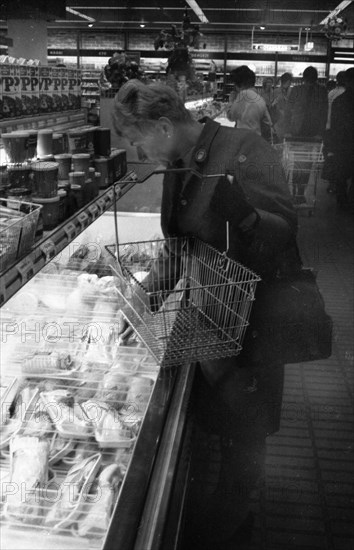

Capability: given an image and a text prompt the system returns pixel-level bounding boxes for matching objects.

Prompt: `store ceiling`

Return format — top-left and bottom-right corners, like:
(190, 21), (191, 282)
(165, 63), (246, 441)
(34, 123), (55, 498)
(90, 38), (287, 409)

(54, 0), (354, 35)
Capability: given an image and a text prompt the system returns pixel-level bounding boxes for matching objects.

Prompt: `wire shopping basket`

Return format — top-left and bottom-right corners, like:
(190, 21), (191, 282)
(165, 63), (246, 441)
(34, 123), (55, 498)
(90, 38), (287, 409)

(106, 237), (260, 367)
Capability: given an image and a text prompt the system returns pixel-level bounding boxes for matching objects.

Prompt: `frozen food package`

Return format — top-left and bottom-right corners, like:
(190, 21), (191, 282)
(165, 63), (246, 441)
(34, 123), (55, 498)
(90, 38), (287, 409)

(77, 463), (124, 538)
(3, 414), (51, 525)
(82, 400), (135, 448)
(93, 370), (131, 407)
(124, 376), (154, 422)
(0, 383), (39, 450)
(48, 432), (75, 465)
(44, 453), (102, 530)
(21, 350), (78, 377)
(40, 390), (92, 439)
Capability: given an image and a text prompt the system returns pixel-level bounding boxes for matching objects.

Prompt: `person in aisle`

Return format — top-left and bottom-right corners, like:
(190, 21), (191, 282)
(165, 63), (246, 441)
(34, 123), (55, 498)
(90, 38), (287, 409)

(271, 72), (293, 141)
(326, 79), (336, 93)
(326, 71), (346, 131)
(328, 67), (354, 212)
(260, 76), (275, 110)
(113, 79), (303, 550)
(226, 65), (273, 139)
(283, 66), (328, 203)
(323, 71), (346, 193)
(284, 65), (328, 139)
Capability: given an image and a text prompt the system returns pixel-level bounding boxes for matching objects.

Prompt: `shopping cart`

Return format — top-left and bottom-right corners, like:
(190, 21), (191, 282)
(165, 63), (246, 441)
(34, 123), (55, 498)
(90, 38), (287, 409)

(274, 137), (324, 216)
(106, 237), (260, 367)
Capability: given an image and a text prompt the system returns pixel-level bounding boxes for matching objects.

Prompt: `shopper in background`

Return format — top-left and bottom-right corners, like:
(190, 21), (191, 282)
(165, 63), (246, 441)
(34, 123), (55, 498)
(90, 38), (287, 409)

(329, 67), (354, 211)
(326, 71), (346, 131)
(326, 79), (336, 93)
(260, 76), (275, 110)
(284, 66), (328, 203)
(272, 72), (293, 141)
(284, 66), (328, 139)
(323, 71), (346, 193)
(113, 79), (302, 550)
(226, 65), (273, 139)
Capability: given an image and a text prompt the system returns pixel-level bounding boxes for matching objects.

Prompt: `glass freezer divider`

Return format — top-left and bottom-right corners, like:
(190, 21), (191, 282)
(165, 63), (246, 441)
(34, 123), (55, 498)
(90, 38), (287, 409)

(0, 175), (137, 307)
(133, 362), (195, 550)
(101, 367), (177, 550)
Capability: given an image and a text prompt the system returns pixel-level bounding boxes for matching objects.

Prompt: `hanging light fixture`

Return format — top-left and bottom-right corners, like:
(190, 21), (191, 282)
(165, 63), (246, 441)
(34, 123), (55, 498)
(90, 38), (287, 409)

(185, 0), (209, 23)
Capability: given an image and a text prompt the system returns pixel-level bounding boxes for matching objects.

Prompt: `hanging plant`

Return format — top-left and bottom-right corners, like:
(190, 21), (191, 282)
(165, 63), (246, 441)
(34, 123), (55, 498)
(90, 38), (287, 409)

(153, 8), (206, 77)
(322, 15), (348, 41)
(102, 51), (144, 91)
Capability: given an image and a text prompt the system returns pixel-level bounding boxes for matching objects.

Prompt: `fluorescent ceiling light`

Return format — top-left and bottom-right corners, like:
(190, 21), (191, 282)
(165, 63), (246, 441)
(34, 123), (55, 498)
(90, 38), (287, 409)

(185, 0), (209, 23)
(66, 6), (95, 23)
(320, 0), (352, 25)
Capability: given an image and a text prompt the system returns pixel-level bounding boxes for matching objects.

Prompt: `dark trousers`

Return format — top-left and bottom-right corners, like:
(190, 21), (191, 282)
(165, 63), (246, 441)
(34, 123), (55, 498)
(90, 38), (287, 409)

(181, 359), (284, 549)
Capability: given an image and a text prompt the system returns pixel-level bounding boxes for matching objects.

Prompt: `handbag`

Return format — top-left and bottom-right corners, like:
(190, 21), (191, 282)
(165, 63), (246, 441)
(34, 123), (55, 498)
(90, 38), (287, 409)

(245, 268), (333, 364)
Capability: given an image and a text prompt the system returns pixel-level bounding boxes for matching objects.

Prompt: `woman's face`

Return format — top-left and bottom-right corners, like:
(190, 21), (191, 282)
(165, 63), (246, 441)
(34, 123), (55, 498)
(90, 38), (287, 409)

(123, 124), (172, 165)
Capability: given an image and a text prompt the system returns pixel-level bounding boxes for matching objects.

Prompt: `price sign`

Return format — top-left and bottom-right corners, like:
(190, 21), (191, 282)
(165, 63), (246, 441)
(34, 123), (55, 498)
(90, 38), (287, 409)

(77, 211), (89, 229)
(64, 221), (77, 241)
(0, 278), (6, 306)
(107, 189), (114, 203)
(40, 239), (56, 261)
(88, 204), (99, 219)
(16, 257), (35, 283)
(96, 197), (106, 213)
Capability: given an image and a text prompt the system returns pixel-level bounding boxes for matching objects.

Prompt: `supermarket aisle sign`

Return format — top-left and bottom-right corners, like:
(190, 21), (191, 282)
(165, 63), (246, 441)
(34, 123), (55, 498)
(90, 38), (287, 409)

(252, 44), (299, 52)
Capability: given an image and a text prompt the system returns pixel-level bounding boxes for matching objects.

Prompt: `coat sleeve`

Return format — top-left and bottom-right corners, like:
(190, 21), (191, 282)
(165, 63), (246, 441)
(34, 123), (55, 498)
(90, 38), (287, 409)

(231, 131), (297, 233)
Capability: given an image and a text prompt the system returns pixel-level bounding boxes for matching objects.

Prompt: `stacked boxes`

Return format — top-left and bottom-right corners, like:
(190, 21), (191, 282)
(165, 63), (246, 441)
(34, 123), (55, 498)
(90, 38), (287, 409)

(0, 60), (82, 119)
(1, 63), (21, 118)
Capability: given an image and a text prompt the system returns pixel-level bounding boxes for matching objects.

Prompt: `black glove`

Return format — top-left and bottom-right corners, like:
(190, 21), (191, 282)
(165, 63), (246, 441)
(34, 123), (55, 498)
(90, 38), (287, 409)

(211, 175), (257, 228)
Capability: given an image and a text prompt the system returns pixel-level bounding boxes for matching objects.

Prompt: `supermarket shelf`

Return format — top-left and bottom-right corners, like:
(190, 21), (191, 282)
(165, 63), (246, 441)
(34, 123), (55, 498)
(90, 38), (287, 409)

(0, 111), (86, 135)
(0, 176), (137, 307)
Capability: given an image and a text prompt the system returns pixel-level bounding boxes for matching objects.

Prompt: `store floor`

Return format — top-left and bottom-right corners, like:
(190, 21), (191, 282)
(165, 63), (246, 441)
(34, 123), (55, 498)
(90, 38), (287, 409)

(249, 183), (354, 550)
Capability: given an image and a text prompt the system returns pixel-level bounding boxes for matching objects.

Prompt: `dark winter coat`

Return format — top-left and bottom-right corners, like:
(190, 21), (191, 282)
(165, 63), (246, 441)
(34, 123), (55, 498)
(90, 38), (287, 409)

(159, 118), (302, 437)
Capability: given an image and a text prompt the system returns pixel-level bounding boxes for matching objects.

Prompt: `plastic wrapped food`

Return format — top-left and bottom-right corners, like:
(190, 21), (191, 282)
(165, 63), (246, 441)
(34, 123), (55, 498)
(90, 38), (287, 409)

(44, 453), (102, 530)
(93, 371), (130, 409)
(0, 383), (38, 449)
(4, 414), (51, 525)
(40, 390), (92, 439)
(77, 463), (123, 538)
(82, 400), (134, 448)
(22, 351), (77, 376)
(124, 376), (154, 421)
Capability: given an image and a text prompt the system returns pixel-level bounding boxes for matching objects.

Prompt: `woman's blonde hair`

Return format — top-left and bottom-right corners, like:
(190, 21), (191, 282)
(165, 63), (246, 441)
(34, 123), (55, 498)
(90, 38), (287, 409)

(113, 79), (193, 136)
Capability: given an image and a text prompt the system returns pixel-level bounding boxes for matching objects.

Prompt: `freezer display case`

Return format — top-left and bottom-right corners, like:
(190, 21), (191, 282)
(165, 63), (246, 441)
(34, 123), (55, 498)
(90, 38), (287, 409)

(0, 192), (194, 550)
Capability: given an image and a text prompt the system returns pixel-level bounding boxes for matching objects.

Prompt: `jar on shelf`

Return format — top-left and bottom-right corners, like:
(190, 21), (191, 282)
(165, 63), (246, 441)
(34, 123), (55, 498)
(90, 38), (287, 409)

(33, 195), (60, 229)
(31, 161), (59, 198)
(7, 164), (32, 190)
(37, 129), (53, 158)
(54, 154), (72, 181)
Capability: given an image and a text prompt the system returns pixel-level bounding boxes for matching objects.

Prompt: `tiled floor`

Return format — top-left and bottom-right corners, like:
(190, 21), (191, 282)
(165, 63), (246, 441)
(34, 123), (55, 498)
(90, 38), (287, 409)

(250, 182), (354, 549)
